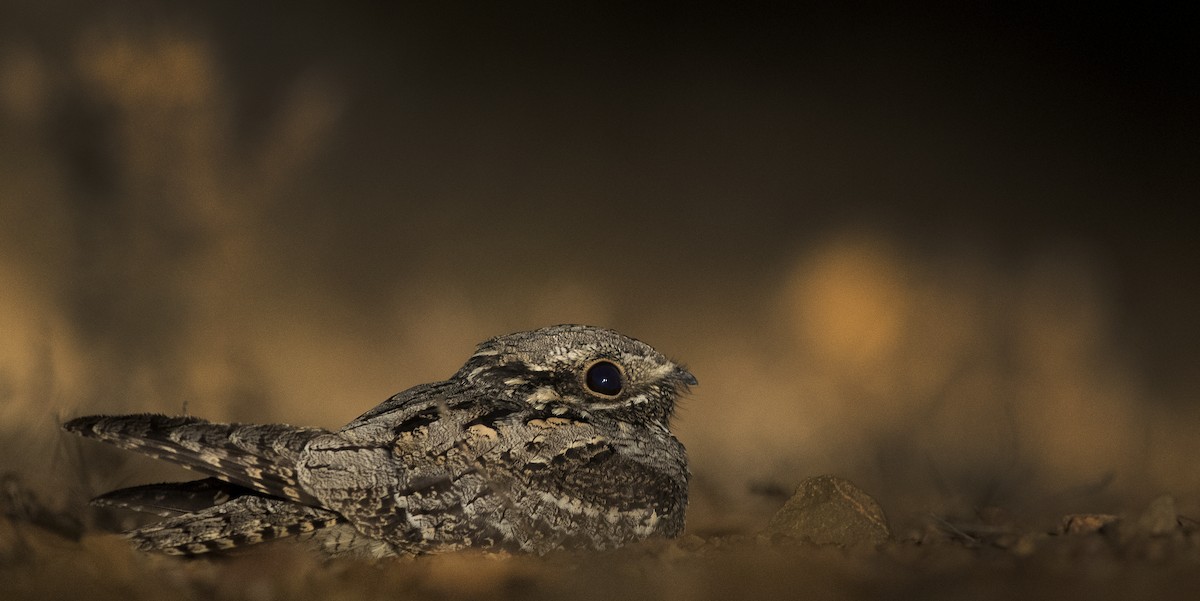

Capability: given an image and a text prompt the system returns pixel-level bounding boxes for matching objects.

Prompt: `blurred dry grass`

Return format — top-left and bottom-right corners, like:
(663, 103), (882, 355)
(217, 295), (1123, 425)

(1, 4), (1198, 598)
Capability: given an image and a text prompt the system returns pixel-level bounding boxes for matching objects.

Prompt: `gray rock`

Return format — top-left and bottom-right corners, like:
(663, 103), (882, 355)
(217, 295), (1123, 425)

(765, 475), (891, 546)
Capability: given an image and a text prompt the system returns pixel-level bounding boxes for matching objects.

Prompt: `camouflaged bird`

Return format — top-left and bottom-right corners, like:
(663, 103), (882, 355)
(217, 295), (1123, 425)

(64, 325), (695, 557)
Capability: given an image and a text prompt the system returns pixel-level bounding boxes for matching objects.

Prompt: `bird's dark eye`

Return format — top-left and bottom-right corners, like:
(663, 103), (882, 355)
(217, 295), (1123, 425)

(584, 361), (623, 397)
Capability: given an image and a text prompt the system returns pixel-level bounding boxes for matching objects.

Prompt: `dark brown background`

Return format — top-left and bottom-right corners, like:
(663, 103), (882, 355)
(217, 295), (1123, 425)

(1, 2), (1197, 535)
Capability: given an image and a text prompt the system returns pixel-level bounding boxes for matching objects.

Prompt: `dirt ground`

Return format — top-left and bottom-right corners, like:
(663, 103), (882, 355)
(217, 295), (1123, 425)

(4, 474), (1200, 601)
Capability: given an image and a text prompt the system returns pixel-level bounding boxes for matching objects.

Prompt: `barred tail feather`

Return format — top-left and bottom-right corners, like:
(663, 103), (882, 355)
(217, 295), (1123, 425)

(129, 495), (343, 555)
(64, 414), (327, 505)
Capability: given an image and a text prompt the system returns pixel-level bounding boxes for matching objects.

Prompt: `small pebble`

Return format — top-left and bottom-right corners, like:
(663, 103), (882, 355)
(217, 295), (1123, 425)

(1136, 495), (1179, 536)
(1060, 514), (1120, 535)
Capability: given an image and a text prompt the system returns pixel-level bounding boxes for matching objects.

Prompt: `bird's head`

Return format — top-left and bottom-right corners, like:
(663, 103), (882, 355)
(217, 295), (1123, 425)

(457, 324), (696, 425)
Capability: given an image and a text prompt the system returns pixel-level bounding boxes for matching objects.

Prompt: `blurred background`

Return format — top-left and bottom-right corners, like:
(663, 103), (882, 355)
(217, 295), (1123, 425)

(1, 2), (1197, 535)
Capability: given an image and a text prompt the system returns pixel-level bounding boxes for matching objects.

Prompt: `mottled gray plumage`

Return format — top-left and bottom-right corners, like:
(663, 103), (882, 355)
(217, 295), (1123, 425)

(64, 325), (695, 557)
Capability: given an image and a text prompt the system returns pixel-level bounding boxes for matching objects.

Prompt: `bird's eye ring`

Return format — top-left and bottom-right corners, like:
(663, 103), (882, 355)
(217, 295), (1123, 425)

(583, 360), (624, 398)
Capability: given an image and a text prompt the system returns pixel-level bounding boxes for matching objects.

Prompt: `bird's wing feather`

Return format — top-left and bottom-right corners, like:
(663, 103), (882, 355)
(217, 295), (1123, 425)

(90, 477), (255, 517)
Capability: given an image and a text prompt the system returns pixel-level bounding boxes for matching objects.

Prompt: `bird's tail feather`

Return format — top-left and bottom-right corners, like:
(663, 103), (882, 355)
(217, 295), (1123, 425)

(64, 414), (328, 505)
(128, 495), (342, 555)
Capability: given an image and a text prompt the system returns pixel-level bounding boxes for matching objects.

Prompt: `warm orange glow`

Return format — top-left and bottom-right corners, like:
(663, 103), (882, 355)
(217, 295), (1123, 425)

(0, 11), (1195, 560)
